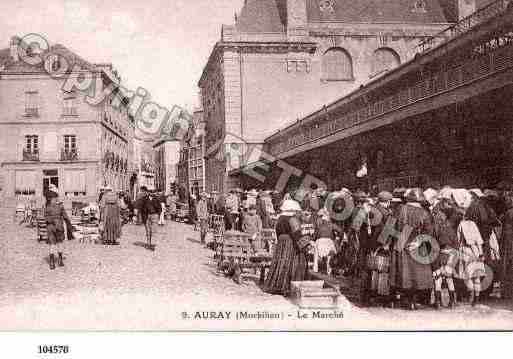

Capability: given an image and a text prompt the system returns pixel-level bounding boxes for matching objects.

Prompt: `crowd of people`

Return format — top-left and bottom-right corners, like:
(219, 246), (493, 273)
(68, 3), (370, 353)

(195, 184), (513, 310)
(36, 180), (513, 311)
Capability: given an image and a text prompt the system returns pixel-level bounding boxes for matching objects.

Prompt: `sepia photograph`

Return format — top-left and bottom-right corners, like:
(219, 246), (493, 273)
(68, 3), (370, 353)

(1, 0), (513, 337)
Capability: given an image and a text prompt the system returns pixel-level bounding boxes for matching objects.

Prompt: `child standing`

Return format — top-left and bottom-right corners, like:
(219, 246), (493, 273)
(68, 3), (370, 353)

(314, 208), (339, 275)
(242, 204), (263, 251)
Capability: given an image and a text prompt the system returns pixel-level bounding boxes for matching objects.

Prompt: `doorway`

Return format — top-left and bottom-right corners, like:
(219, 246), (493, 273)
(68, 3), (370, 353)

(43, 169), (59, 195)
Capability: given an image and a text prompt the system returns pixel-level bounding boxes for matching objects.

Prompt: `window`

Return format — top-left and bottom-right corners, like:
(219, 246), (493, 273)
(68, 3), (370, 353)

(63, 93), (77, 116)
(63, 169), (86, 197)
(322, 48), (353, 81)
(371, 48), (400, 77)
(15, 170), (37, 196)
(25, 135), (39, 153)
(64, 135), (77, 152)
(25, 91), (39, 116)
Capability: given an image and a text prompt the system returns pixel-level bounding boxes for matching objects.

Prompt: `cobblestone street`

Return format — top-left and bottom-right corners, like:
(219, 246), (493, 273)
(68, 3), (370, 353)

(1, 209), (513, 331)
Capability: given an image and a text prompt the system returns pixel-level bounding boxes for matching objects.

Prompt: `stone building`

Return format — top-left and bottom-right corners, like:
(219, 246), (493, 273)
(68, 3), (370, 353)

(199, 0), (490, 192)
(133, 134), (156, 194)
(186, 107), (206, 196)
(0, 36), (134, 206)
(153, 138), (181, 193)
(176, 107), (206, 197)
(252, 0), (513, 192)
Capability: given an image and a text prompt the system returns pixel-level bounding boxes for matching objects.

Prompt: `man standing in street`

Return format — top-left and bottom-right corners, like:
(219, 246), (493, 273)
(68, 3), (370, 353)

(135, 186), (158, 250)
(45, 186), (72, 270)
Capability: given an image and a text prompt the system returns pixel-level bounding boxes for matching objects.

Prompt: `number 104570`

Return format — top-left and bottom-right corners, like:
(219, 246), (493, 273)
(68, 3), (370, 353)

(38, 345), (69, 354)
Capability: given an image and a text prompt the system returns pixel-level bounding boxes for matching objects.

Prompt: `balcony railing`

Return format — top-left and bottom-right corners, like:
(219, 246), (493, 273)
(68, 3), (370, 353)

(417, 0), (512, 53)
(22, 149), (39, 161)
(24, 108), (39, 117)
(60, 148), (78, 161)
(62, 107), (78, 116)
(269, 40), (513, 156)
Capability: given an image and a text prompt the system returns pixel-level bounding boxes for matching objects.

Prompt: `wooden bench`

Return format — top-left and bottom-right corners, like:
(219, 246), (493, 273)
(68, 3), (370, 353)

(218, 231), (272, 284)
(35, 209), (48, 243)
(291, 280), (342, 309)
(210, 215), (225, 259)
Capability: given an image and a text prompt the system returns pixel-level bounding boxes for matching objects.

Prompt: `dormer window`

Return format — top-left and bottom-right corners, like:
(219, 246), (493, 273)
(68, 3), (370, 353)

(412, 0), (427, 13)
(319, 0), (336, 15)
(63, 91), (77, 116)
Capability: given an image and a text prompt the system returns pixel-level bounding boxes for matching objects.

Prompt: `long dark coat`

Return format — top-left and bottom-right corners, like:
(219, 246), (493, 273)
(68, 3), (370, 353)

(390, 203), (434, 291)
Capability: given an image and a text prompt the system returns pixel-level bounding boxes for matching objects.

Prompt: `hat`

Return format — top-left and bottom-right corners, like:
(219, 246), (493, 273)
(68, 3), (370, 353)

(248, 189), (258, 196)
(393, 187), (407, 197)
(377, 191), (393, 202)
(469, 188), (485, 198)
(423, 188), (439, 205)
(452, 189), (472, 209)
(318, 208), (329, 217)
(200, 192), (208, 198)
(438, 187), (453, 200)
(280, 199), (301, 213)
(405, 188), (426, 203)
(484, 189), (499, 198)
(293, 188), (308, 203)
(353, 191), (369, 201)
(340, 187), (352, 195)
(496, 181), (512, 191)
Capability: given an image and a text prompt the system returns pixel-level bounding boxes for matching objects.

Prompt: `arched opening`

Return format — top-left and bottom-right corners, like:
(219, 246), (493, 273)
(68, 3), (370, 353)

(371, 48), (401, 77)
(322, 47), (354, 81)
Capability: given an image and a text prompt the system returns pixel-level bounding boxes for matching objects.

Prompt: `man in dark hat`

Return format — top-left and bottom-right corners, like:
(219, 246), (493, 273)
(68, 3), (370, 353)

(135, 186), (157, 250)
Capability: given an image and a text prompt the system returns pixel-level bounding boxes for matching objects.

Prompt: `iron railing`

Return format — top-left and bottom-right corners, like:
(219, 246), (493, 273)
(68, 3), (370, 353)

(22, 149), (39, 161)
(270, 41), (513, 156)
(416, 0), (512, 53)
(60, 148), (78, 161)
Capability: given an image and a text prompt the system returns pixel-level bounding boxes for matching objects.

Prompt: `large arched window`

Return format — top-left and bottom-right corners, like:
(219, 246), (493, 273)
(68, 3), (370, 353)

(322, 48), (354, 81)
(371, 48), (400, 77)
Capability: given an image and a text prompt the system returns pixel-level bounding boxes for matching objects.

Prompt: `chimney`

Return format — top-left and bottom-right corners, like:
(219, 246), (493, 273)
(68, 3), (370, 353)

(457, 0), (476, 20)
(10, 36), (20, 62)
(287, 0), (308, 40)
(439, 0), (476, 22)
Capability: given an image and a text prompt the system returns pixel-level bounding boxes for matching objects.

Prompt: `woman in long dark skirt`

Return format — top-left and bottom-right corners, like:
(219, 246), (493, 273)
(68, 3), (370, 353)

(101, 188), (122, 245)
(265, 199), (311, 296)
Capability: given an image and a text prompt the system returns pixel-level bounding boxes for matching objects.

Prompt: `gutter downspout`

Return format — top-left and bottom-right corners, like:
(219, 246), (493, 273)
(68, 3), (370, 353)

(239, 47), (244, 177)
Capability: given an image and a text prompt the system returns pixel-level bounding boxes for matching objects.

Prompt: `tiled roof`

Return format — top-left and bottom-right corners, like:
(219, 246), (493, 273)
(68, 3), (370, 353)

(306, 0), (449, 23)
(234, 0), (451, 34)
(0, 42), (97, 72)
(236, 0), (285, 33)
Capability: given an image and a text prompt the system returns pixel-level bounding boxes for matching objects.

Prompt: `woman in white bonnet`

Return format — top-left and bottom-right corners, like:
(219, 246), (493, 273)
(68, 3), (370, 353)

(265, 199), (312, 296)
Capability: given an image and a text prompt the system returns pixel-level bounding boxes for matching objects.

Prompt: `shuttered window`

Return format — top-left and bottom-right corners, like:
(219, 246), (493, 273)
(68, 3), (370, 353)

(63, 169), (86, 196)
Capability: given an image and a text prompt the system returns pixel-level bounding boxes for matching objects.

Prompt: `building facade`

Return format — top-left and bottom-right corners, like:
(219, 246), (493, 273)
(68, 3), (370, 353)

(177, 107), (206, 197)
(199, 0), (484, 192)
(133, 135), (156, 194)
(0, 37), (133, 206)
(153, 138), (181, 194)
(251, 0), (513, 192)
